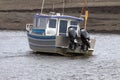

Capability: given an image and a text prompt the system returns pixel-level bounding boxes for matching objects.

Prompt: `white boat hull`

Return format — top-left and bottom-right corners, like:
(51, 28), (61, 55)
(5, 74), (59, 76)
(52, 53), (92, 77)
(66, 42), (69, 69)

(27, 33), (96, 56)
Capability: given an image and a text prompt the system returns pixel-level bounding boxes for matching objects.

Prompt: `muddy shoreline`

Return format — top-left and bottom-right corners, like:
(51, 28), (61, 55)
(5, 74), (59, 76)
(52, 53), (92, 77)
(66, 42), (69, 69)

(0, 6), (120, 33)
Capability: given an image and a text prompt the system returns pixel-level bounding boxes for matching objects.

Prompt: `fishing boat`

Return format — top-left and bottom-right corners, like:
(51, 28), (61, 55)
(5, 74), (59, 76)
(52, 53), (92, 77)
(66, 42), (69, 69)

(26, 0), (95, 56)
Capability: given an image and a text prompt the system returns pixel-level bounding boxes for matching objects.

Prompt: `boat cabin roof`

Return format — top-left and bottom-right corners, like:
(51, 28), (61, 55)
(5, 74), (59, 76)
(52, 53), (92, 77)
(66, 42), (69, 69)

(34, 14), (84, 22)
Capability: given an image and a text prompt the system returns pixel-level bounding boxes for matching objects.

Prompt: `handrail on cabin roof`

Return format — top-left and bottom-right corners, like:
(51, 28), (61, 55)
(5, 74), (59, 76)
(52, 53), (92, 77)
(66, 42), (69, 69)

(34, 14), (84, 22)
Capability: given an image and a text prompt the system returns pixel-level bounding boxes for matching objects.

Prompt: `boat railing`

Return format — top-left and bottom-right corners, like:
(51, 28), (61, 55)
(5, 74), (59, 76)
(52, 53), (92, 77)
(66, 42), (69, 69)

(80, 15), (85, 18)
(26, 24), (33, 32)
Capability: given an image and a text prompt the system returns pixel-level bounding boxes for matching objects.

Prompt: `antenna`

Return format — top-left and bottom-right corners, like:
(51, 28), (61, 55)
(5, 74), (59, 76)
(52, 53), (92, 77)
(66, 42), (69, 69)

(41, 0), (45, 14)
(52, 3), (55, 12)
(80, 0), (87, 17)
(62, 0), (65, 15)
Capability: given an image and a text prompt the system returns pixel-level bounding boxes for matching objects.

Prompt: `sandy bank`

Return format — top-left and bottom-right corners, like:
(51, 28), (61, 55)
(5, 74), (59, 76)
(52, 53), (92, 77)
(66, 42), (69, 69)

(0, 0), (120, 33)
(0, 7), (120, 33)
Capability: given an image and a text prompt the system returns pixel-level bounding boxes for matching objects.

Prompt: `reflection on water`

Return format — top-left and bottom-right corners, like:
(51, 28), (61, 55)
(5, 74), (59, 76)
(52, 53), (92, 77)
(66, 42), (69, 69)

(0, 30), (120, 80)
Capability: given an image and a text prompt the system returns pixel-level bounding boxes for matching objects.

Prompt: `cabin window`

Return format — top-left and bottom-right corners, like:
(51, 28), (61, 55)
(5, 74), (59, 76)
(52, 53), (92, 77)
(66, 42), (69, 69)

(69, 26), (77, 30)
(36, 18), (48, 29)
(46, 19), (57, 36)
(70, 21), (78, 25)
(33, 18), (38, 28)
(59, 20), (68, 35)
(70, 21), (78, 30)
(49, 19), (56, 28)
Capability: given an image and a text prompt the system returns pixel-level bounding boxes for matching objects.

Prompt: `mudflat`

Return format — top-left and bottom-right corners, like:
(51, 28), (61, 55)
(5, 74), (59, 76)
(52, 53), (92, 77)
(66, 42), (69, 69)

(0, 0), (120, 33)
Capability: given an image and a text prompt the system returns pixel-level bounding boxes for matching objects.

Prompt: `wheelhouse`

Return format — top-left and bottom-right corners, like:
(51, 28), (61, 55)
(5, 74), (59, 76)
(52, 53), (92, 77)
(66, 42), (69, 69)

(32, 14), (84, 36)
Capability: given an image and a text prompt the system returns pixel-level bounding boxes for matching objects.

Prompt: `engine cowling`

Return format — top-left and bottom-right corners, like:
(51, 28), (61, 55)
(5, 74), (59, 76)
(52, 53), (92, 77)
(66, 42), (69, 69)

(80, 28), (90, 50)
(68, 27), (77, 50)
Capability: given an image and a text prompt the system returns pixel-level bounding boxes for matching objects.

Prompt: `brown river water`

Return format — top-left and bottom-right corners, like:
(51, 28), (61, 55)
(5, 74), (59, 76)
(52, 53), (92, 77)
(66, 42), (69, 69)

(0, 30), (120, 80)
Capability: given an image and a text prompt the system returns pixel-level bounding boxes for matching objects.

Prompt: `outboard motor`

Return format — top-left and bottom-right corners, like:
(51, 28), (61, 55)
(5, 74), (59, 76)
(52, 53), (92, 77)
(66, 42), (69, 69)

(80, 28), (90, 51)
(68, 27), (77, 50)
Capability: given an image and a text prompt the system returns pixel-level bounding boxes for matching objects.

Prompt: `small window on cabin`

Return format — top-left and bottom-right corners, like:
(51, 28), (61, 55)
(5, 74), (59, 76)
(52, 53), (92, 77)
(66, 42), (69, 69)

(33, 18), (38, 28)
(59, 20), (68, 34)
(69, 26), (77, 30)
(70, 21), (78, 25)
(49, 19), (56, 28)
(70, 21), (78, 30)
(37, 18), (48, 29)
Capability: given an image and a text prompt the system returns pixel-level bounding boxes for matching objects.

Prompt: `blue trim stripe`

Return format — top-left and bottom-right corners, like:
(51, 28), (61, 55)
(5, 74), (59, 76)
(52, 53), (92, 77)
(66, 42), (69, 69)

(32, 29), (45, 34)
(28, 34), (56, 39)
(29, 42), (55, 47)
(28, 37), (55, 41)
